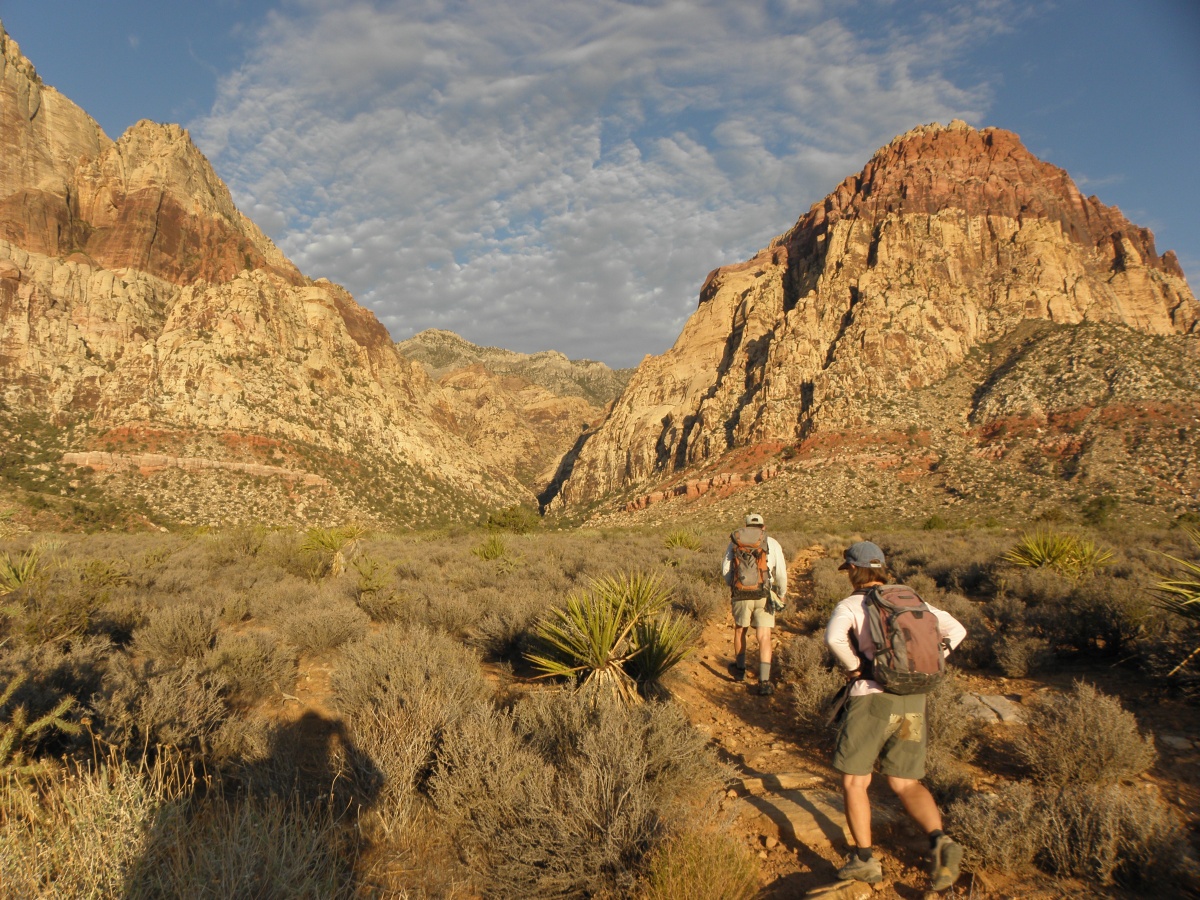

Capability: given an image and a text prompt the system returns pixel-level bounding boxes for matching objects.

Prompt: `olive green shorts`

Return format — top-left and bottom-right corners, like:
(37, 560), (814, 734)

(731, 594), (774, 629)
(832, 692), (927, 780)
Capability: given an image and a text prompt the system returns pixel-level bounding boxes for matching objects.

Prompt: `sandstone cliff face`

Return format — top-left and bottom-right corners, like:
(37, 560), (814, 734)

(0, 24), (528, 526)
(555, 121), (1199, 508)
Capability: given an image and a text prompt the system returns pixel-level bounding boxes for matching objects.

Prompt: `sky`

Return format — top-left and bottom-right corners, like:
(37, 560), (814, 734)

(2, 1), (1197, 367)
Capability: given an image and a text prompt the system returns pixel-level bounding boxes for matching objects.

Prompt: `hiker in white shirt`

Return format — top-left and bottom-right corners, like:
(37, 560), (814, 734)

(823, 540), (966, 891)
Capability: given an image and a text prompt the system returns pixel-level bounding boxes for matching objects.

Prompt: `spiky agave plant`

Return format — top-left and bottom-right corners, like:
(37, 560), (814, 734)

(627, 612), (702, 700)
(0, 548), (42, 597)
(527, 572), (687, 703)
(1154, 528), (1200, 677)
(0, 673), (81, 774)
(1003, 529), (1113, 578)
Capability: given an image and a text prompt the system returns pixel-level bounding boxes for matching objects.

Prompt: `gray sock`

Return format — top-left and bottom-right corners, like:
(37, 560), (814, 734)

(759, 661), (771, 683)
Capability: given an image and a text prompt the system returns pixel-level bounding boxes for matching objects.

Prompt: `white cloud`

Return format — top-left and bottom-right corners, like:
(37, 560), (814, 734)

(193, 0), (1008, 366)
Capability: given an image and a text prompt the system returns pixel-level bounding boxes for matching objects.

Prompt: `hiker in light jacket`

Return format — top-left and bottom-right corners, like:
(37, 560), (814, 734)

(823, 540), (967, 891)
(721, 513), (787, 695)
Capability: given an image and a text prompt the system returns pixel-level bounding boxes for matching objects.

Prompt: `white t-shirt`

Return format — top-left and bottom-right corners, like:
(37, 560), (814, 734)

(824, 589), (967, 697)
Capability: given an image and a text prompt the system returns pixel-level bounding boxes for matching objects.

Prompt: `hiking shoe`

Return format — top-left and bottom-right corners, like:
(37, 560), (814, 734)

(758, 680), (775, 696)
(929, 835), (962, 891)
(836, 852), (883, 884)
(728, 663), (746, 682)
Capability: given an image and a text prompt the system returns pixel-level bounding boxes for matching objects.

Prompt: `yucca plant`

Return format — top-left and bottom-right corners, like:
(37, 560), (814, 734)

(527, 572), (694, 703)
(472, 534), (507, 561)
(1003, 529), (1113, 578)
(627, 612), (702, 700)
(0, 547), (42, 597)
(1154, 527), (1200, 677)
(300, 524), (367, 578)
(663, 529), (702, 551)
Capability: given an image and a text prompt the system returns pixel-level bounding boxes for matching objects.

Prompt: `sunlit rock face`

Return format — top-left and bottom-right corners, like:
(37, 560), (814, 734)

(0, 23), (540, 523)
(556, 120), (1198, 507)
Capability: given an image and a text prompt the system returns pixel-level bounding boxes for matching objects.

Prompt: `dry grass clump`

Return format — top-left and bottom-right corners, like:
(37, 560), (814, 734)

(948, 781), (1045, 873)
(639, 827), (760, 900)
(0, 754), (355, 899)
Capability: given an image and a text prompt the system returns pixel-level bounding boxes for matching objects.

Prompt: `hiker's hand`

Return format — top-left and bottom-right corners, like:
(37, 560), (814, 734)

(844, 667), (861, 682)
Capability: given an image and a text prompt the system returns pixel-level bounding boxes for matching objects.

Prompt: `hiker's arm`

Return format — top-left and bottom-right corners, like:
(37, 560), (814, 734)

(824, 604), (861, 672)
(720, 544), (734, 585)
(930, 605), (967, 653)
(770, 539), (787, 597)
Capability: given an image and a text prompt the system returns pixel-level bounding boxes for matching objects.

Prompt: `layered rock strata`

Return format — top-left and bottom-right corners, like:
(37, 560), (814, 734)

(555, 120), (1199, 508)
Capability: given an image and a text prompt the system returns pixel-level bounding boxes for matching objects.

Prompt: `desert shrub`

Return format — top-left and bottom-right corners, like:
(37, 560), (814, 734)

(282, 598), (369, 654)
(205, 631), (297, 704)
(126, 790), (356, 898)
(1015, 681), (1156, 788)
(983, 592), (1026, 631)
(132, 603), (218, 664)
(780, 633), (841, 731)
(923, 674), (977, 804)
(949, 781), (1047, 874)
(1048, 575), (1152, 657)
(667, 572), (725, 622)
(1154, 527), (1200, 678)
(350, 553), (403, 622)
(1040, 783), (1186, 887)
(639, 826), (760, 900)
(0, 756), (173, 897)
(334, 626), (490, 797)
(883, 532), (1006, 594)
(486, 504), (540, 533)
(248, 574), (320, 624)
(993, 631), (1053, 677)
(93, 658), (258, 764)
(433, 690), (722, 898)
(807, 556), (847, 625)
(1002, 565), (1074, 608)
(207, 524), (269, 563)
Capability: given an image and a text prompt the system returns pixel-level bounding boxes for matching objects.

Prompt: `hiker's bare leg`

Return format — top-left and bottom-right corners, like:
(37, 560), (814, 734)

(733, 625), (747, 661)
(755, 625), (772, 665)
(842, 772), (873, 848)
(886, 776), (942, 833)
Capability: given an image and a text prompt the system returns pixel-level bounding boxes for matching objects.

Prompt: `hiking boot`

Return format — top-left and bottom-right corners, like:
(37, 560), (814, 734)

(758, 680), (775, 696)
(929, 835), (962, 891)
(728, 663), (746, 682)
(836, 852), (883, 884)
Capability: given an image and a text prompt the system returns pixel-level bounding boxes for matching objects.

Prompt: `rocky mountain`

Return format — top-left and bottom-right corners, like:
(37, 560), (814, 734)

(551, 121), (1199, 525)
(398, 329), (632, 407)
(0, 23), (587, 529)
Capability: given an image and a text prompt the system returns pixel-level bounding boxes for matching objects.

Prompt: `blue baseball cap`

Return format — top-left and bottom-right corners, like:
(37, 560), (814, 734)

(839, 541), (886, 570)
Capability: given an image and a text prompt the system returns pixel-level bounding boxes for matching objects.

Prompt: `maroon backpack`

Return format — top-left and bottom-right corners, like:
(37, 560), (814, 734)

(861, 585), (947, 694)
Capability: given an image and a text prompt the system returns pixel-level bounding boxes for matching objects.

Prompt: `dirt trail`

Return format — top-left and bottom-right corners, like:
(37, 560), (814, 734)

(670, 545), (960, 898)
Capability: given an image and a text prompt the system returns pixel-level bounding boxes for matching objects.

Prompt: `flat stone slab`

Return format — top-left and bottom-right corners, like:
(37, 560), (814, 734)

(959, 692), (1025, 724)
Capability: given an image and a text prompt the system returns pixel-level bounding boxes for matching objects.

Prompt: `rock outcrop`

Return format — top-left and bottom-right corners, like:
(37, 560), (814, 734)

(0, 23), (531, 526)
(554, 120), (1199, 508)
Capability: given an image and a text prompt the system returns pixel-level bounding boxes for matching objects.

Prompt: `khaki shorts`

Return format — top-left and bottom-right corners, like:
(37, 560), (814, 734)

(832, 692), (927, 780)
(731, 594), (774, 629)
